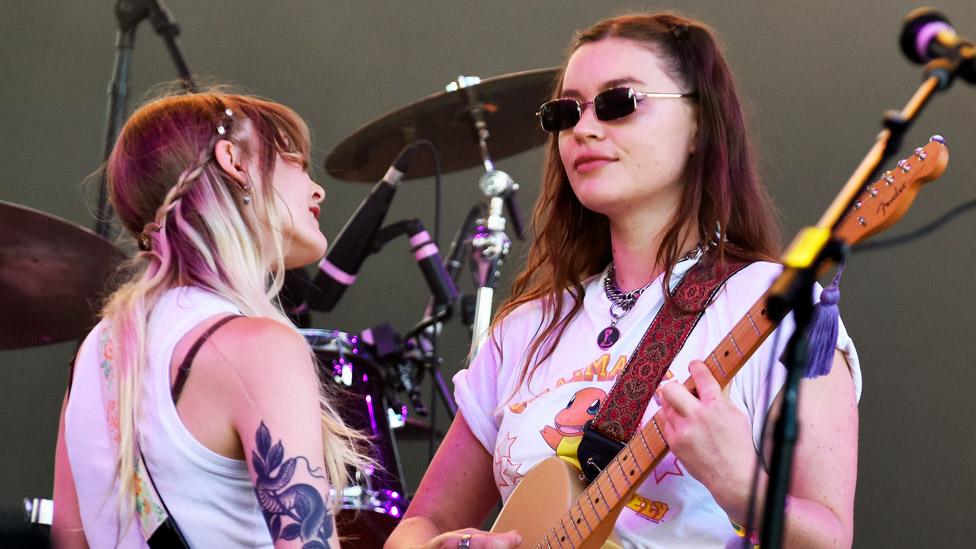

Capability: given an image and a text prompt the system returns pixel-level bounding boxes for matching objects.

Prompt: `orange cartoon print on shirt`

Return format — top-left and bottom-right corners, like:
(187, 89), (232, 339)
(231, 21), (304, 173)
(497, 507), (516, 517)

(540, 387), (607, 470)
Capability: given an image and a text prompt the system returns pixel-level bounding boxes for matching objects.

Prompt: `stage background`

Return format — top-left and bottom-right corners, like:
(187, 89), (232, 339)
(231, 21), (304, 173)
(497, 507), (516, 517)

(1, 1), (974, 546)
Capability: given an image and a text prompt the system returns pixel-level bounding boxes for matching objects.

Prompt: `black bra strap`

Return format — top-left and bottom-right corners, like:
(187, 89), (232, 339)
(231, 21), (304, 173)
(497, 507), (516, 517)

(171, 314), (242, 404)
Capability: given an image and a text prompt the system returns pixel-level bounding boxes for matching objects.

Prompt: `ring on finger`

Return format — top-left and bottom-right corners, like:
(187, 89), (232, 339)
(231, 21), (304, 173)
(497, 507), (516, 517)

(458, 533), (473, 549)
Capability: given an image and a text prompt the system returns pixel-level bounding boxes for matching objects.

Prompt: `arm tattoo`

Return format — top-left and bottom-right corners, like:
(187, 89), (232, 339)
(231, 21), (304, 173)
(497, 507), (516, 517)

(252, 422), (334, 547)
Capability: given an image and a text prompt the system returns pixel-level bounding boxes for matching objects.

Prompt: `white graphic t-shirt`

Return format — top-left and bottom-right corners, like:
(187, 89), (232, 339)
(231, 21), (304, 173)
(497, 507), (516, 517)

(454, 260), (861, 548)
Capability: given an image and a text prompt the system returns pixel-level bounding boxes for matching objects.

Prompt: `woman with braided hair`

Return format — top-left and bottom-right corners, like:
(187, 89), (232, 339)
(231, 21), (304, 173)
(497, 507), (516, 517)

(389, 12), (860, 549)
(52, 92), (372, 548)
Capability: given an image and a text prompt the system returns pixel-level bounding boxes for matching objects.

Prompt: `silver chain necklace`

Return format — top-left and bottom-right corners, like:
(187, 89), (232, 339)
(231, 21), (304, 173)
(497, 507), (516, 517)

(596, 244), (708, 350)
(596, 263), (654, 349)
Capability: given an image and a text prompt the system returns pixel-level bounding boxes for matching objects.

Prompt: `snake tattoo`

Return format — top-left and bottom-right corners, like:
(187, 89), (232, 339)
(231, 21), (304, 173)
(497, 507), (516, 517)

(252, 422), (334, 547)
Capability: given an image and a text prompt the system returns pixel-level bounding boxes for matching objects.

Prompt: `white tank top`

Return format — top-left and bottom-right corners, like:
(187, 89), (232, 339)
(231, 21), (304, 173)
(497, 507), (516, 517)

(65, 287), (273, 548)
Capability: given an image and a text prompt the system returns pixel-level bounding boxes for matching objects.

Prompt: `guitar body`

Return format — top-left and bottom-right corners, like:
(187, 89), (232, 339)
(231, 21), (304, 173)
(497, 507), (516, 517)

(491, 457), (624, 548)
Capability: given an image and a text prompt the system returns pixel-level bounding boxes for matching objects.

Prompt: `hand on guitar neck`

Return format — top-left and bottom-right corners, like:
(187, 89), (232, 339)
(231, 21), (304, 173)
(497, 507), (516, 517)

(657, 360), (760, 524)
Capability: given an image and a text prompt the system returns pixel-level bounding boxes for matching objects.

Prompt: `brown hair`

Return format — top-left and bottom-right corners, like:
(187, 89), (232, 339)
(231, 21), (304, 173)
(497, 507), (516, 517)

(493, 13), (780, 390)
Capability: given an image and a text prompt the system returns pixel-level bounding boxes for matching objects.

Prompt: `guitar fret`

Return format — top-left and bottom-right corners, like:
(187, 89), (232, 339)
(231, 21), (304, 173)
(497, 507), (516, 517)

(544, 536), (552, 549)
(551, 526), (564, 547)
(584, 488), (602, 518)
(605, 472), (621, 498)
(559, 519), (573, 545)
(626, 443), (643, 467)
(567, 511), (583, 541)
(594, 482), (612, 511)
(746, 311), (761, 335)
(650, 417), (667, 446)
(615, 458), (631, 487)
(637, 430), (654, 459)
(709, 352), (728, 378)
(729, 333), (744, 357)
(576, 501), (592, 530)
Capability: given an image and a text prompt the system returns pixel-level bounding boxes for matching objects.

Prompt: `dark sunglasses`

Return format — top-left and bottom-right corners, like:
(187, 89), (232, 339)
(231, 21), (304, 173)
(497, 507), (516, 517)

(536, 86), (696, 132)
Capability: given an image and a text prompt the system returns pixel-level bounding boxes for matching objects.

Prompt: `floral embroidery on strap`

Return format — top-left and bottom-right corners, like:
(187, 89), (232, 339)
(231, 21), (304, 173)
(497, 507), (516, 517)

(96, 324), (169, 539)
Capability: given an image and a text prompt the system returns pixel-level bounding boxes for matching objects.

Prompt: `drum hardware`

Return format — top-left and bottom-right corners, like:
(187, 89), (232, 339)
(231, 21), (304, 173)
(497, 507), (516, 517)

(301, 329), (410, 545)
(318, 68), (560, 456)
(448, 73), (525, 359)
(23, 498), (53, 527)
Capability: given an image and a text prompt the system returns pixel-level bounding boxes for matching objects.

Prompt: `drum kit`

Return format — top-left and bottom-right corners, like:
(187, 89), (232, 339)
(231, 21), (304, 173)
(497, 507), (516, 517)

(6, 68), (558, 545)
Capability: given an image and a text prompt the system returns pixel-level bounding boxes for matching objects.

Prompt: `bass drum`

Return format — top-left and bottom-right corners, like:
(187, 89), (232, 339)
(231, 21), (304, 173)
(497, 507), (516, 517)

(301, 329), (407, 547)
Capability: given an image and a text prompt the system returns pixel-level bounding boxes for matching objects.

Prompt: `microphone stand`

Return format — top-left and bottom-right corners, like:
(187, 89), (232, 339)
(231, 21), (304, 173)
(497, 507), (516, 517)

(402, 308), (458, 418)
(94, 0), (197, 239)
(758, 57), (965, 549)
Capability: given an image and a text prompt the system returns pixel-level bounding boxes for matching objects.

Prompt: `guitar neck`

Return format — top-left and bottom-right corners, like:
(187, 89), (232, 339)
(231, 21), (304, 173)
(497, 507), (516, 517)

(546, 293), (777, 547)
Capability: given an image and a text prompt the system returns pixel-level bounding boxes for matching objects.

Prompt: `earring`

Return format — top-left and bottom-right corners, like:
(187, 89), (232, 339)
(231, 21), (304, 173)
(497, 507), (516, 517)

(240, 182), (252, 204)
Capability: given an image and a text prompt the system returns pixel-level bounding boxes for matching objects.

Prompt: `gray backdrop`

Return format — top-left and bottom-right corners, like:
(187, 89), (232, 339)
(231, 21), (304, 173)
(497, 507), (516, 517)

(2, 1), (974, 546)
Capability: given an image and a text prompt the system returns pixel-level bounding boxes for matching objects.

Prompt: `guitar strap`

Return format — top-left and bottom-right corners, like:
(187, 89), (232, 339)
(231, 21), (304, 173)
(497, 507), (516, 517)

(578, 253), (750, 482)
(96, 314), (240, 548)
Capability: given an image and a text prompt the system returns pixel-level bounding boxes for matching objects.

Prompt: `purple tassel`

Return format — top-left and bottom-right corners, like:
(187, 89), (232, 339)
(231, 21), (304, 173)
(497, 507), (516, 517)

(804, 263), (844, 379)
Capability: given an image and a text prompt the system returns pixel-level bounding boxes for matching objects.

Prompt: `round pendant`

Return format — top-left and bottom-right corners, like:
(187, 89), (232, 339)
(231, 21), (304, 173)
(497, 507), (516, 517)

(597, 325), (620, 350)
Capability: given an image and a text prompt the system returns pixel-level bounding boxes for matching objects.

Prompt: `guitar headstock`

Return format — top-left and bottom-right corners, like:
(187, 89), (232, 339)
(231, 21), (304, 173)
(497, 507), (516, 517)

(835, 137), (949, 246)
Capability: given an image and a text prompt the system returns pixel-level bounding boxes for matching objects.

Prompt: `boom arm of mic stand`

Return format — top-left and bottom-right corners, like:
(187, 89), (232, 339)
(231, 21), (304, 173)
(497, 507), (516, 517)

(768, 71), (943, 317)
(760, 69), (949, 549)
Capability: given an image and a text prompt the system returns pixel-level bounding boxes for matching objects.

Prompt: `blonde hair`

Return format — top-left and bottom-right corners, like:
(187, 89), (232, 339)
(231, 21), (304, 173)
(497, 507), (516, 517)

(101, 91), (370, 533)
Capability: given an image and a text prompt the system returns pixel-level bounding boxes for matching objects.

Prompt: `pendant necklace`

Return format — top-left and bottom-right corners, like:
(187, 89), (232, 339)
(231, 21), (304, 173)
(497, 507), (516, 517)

(597, 263), (653, 350)
(597, 245), (707, 350)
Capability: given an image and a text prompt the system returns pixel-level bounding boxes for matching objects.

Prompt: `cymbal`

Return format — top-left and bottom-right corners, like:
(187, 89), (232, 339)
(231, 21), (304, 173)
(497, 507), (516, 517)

(326, 67), (559, 182)
(0, 201), (126, 350)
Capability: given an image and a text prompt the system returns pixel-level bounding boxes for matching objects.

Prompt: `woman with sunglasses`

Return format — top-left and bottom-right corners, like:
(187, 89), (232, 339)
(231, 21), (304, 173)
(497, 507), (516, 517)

(51, 92), (372, 548)
(388, 12), (860, 549)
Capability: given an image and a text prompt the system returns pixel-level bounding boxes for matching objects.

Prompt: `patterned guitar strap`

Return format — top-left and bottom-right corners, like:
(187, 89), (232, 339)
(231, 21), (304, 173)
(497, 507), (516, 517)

(97, 326), (190, 548)
(578, 253), (750, 483)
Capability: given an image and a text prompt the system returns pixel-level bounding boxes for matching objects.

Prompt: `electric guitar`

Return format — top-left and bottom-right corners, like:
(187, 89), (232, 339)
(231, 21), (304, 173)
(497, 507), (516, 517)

(491, 138), (949, 548)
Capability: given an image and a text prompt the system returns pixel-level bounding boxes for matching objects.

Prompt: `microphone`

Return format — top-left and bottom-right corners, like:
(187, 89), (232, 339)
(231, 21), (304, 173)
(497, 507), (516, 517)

(404, 219), (459, 307)
(900, 8), (976, 84)
(306, 144), (416, 312)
